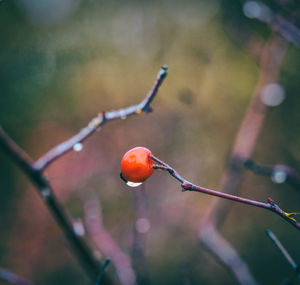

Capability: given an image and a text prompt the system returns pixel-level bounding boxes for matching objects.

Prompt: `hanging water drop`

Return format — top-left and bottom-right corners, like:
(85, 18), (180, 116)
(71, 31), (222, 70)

(126, 181), (143, 187)
(120, 110), (127, 120)
(120, 172), (143, 187)
(73, 142), (83, 152)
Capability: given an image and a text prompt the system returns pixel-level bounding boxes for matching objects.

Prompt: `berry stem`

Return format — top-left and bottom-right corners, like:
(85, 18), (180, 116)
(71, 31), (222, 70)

(149, 154), (300, 232)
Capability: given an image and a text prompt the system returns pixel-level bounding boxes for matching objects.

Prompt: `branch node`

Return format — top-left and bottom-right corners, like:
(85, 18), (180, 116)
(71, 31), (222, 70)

(181, 183), (193, 191)
(142, 105), (153, 113)
(158, 65), (168, 78)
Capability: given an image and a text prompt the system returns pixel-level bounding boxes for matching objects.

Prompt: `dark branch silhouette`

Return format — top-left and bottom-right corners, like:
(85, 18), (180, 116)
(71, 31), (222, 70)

(243, 1), (300, 48)
(265, 230), (299, 274)
(244, 159), (300, 190)
(95, 259), (111, 285)
(0, 127), (110, 283)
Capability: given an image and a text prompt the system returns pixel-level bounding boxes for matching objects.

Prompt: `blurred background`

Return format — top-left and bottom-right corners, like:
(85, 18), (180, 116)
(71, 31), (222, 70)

(0, 0), (300, 284)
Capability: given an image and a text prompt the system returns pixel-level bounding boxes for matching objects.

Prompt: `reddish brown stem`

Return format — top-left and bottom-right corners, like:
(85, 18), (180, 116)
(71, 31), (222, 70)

(150, 155), (300, 231)
(34, 66), (168, 171)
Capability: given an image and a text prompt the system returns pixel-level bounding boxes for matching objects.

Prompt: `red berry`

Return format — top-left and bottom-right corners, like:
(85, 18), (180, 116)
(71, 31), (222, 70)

(121, 147), (154, 183)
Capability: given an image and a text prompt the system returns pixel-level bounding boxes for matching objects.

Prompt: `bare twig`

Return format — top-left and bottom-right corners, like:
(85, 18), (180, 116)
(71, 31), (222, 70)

(0, 128), (112, 283)
(243, 1), (300, 48)
(83, 191), (136, 285)
(199, 224), (257, 285)
(132, 184), (151, 285)
(150, 155), (300, 231)
(0, 267), (35, 285)
(244, 160), (300, 190)
(96, 259), (111, 285)
(34, 66), (168, 171)
(0, 67), (167, 283)
(265, 230), (300, 275)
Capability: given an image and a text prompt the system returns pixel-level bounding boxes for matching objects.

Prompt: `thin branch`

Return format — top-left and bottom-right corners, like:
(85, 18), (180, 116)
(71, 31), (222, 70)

(96, 259), (111, 285)
(150, 155), (300, 232)
(0, 128), (113, 284)
(265, 230), (300, 275)
(34, 66), (168, 171)
(244, 160), (300, 190)
(0, 268), (35, 285)
(83, 191), (136, 285)
(131, 184), (151, 285)
(199, 224), (257, 285)
(243, 1), (300, 48)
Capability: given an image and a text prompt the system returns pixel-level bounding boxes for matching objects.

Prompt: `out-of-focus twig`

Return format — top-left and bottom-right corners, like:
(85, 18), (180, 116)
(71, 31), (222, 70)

(199, 224), (257, 285)
(150, 155), (300, 231)
(195, 34), (287, 284)
(96, 259), (111, 285)
(34, 66), (168, 171)
(0, 127), (110, 283)
(83, 191), (136, 285)
(132, 184), (151, 285)
(243, 1), (300, 48)
(244, 160), (300, 190)
(265, 230), (300, 278)
(0, 267), (35, 285)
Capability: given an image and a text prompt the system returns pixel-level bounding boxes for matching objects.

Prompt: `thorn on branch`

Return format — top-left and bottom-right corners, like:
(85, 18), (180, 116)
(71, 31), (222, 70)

(267, 197), (275, 205)
(181, 183), (193, 192)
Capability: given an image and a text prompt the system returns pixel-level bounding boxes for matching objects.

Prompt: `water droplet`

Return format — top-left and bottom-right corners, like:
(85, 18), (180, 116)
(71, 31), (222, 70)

(120, 110), (127, 120)
(261, 83), (285, 107)
(73, 219), (85, 236)
(271, 169), (287, 184)
(126, 181), (143, 187)
(73, 142), (83, 152)
(136, 218), (151, 233)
